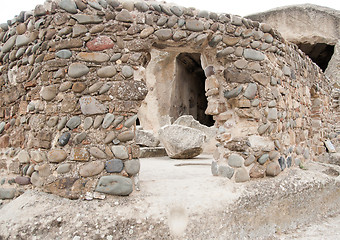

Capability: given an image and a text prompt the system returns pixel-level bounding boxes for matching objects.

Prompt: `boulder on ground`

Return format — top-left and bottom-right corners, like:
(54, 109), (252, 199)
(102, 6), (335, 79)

(173, 115), (216, 138)
(158, 125), (206, 159)
(135, 129), (160, 147)
(173, 115), (217, 153)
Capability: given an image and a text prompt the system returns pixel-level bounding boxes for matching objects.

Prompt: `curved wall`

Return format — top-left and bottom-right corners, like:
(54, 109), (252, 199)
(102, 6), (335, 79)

(0, 0), (333, 199)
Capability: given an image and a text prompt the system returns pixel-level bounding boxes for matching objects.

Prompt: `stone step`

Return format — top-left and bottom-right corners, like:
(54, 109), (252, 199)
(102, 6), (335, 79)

(139, 146), (167, 158)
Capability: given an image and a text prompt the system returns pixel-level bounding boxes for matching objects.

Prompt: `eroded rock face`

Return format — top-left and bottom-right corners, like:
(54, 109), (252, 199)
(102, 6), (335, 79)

(173, 115), (217, 153)
(247, 4), (340, 87)
(158, 125), (206, 159)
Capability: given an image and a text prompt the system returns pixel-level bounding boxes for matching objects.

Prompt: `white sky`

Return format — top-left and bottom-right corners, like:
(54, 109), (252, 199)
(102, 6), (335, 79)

(0, 0), (339, 23)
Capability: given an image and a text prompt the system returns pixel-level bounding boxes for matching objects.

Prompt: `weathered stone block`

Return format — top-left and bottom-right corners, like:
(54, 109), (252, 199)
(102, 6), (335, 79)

(18, 150), (30, 164)
(59, 0), (78, 14)
(68, 63), (89, 78)
(105, 159), (124, 173)
(79, 96), (107, 116)
(15, 176), (31, 185)
(58, 132), (71, 146)
(70, 148), (90, 161)
(66, 116), (81, 130)
(159, 125), (206, 159)
(224, 85), (243, 99)
(111, 146), (129, 159)
(250, 165), (265, 178)
(56, 39), (83, 49)
(0, 188), (16, 199)
(243, 49), (265, 61)
(235, 167), (250, 183)
(117, 131), (134, 142)
(89, 147), (107, 159)
(135, 129), (160, 147)
(124, 159), (140, 175)
(48, 149), (68, 163)
(0, 134), (10, 148)
(116, 9), (133, 23)
(186, 19), (204, 31)
(228, 153), (244, 168)
(44, 177), (81, 199)
(224, 68), (252, 83)
(80, 161), (104, 177)
(86, 36), (114, 51)
(40, 86), (57, 101)
(72, 82), (86, 93)
(97, 66), (117, 78)
(252, 73), (270, 86)
(57, 164), (71, 174)
(244, 83), (257, 99)
(116, 81), (148, 101)
(96, 175), (133, 196)
(266, 162), (281, 177)
(77, 52), (110, 63)
(72, 14), (103, 24)
(218, 165), (234, 178)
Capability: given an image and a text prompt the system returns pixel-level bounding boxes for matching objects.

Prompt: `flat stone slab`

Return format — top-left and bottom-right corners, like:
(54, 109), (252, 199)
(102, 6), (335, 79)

(72, 14), (103, 24)
(135, 129), (160, 147)
(139, 147), (167, 158)
(86, 36), (114, 51)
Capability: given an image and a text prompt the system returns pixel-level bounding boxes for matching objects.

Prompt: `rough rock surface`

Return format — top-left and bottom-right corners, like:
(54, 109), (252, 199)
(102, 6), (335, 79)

(0, 0), (337, 198)
(1, 159), (340, 239)
(158, 125), (206, 159)
(135, 129), (160, 147)
(173, 115), (217, 153)
(96, 175), (133, 196)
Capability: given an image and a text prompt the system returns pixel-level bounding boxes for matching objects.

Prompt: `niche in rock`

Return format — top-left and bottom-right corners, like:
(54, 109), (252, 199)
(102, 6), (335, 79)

(170, 53), (214, 127)
(297, 42), (334, 72)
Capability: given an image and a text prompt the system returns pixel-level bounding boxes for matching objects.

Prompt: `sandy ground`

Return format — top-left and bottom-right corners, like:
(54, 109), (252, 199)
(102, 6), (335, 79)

(1, 154), (340, 239)
(138, 154), (242, 217)
(277, 213), (340, 239)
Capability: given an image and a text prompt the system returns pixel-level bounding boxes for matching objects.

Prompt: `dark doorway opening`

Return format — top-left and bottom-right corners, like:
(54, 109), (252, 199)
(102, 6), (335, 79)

(170, 53), (214, 127)
(297, 43), (334, 71)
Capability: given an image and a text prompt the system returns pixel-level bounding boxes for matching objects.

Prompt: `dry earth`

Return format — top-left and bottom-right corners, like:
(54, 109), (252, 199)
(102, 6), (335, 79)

(1, 155), (340, 239)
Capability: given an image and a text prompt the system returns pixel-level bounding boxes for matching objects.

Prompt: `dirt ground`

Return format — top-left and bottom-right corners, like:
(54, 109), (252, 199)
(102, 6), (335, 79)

(278, 213), (340, 239)
(1, 154), (340, 239)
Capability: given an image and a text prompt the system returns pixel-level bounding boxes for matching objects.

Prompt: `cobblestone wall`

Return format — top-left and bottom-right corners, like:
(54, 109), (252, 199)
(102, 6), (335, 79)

(0, 0), (334, 199)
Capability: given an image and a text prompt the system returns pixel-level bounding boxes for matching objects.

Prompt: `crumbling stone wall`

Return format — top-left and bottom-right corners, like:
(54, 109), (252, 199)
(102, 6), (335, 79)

(246, 5), (340, 145)
(0, 0), (334, 199)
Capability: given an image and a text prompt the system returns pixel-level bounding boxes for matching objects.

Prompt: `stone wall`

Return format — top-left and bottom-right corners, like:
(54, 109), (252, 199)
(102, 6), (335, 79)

(246, 4), (340, 152)
(0, 0), (334, 199)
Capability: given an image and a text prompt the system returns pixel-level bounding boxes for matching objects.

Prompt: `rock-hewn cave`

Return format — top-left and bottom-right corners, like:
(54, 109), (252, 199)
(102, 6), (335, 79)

(297, 43), (334, 71)
(171, 53), (214, 127)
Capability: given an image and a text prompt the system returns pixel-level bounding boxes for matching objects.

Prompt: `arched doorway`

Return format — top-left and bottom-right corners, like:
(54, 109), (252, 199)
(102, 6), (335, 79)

(138, 48), (215, 133)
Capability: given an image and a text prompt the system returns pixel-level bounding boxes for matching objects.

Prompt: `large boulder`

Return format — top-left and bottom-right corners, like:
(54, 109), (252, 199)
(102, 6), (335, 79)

(135, 129), (160, 147)
(173, 115), (217, 153)
(173, 115), (216, 138)
(158, 125), (206, 159)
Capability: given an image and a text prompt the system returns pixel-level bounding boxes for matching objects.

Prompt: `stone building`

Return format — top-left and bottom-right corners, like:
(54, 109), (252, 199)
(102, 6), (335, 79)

(0, 0), (336, 199)
(247, 4), (340, 141)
